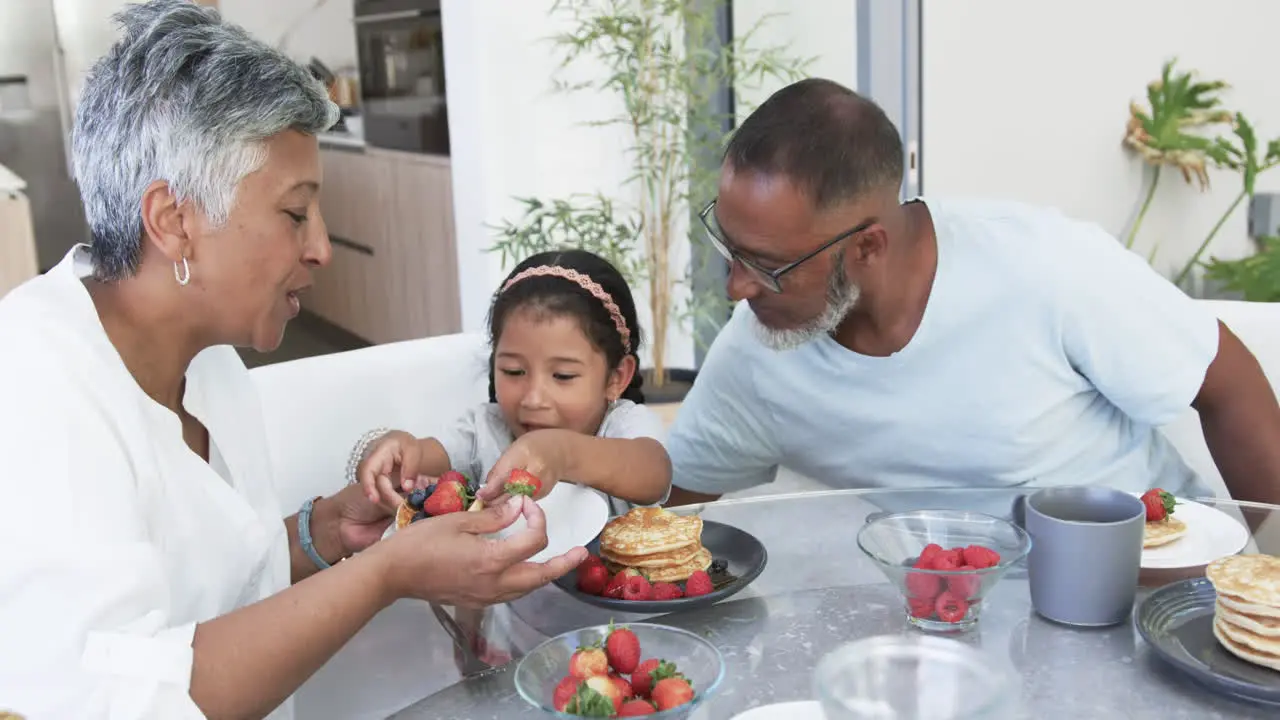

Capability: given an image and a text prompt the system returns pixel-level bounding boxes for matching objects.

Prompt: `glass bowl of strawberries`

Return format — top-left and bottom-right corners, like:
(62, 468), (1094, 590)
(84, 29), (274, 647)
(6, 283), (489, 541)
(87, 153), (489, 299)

(857, 510), (1032, 633)
(514, 621), (725, 718)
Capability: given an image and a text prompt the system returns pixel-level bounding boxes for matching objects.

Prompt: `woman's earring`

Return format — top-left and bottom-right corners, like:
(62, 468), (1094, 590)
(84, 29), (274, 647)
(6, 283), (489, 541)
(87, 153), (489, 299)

(174, 257), (190, 287)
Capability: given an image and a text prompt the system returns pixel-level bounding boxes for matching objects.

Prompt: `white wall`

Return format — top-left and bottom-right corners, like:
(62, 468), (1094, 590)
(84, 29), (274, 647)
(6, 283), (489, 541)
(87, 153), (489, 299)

(733, 0), (858, 119)
(446, 0), (856, 369)
(922, 0), (1280, 278)
(0, 1), (61, 110)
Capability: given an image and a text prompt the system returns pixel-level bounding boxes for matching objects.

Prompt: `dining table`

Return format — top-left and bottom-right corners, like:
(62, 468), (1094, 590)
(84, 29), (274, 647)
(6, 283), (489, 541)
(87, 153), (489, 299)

(301, 488), (1280, 719)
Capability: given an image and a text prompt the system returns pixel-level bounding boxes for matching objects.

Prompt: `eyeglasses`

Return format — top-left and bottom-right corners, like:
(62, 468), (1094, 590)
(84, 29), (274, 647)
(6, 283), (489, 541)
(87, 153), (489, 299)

(698, 199), (873, 293)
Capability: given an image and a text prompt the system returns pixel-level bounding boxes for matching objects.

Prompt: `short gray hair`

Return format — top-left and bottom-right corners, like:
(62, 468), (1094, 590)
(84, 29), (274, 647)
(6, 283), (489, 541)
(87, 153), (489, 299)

(73, 0), (339, 281)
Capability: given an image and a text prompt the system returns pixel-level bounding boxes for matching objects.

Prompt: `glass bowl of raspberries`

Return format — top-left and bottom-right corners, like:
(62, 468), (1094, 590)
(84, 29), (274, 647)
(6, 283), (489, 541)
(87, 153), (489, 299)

(857, 510), (1032, 632)
(514, 621), (725, 718)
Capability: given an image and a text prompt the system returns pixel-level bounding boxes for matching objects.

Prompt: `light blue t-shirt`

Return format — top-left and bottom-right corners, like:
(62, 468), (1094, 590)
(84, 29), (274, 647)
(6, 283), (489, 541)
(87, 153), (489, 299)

(668, 197), (1220, 497)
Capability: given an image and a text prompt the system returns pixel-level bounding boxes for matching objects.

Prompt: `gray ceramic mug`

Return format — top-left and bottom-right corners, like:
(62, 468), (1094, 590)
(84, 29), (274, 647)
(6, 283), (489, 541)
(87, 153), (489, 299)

(1023, 486), (1146, 627)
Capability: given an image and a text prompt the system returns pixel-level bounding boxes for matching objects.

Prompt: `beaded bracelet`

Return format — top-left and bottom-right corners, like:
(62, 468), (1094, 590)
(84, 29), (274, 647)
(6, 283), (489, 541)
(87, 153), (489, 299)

(346, 427), (391, 486)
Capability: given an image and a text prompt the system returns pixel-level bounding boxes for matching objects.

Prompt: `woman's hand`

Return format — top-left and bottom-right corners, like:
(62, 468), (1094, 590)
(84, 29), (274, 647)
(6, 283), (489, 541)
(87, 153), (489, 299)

(376, 495), (587, 607)
(357, 430), (424, 511)
(476, 429), (574, 504)
(328, 483), (395, 556)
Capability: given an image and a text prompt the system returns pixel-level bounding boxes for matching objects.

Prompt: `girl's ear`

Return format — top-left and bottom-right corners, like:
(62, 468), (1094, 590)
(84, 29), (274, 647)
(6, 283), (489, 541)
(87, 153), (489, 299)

(606, 354), (637, 401)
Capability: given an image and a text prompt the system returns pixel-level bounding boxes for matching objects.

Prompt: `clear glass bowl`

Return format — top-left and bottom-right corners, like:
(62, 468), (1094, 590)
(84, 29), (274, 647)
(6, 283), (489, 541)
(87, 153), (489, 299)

(856, 510), (1032, 632)
(514, 622), (726, 718)
(814, 635), (1018, 719)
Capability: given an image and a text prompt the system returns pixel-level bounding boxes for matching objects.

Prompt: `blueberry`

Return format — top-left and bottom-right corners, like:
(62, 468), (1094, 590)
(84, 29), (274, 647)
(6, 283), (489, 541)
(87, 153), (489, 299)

(407, 488), (427, 509)
(411, 510), (426, 523)
(710, 558), (727, 574)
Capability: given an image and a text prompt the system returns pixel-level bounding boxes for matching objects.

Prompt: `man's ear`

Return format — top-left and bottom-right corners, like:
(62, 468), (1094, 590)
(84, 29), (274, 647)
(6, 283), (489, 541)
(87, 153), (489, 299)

(139, 179), (193, 264)
(850, 224), (890, 266)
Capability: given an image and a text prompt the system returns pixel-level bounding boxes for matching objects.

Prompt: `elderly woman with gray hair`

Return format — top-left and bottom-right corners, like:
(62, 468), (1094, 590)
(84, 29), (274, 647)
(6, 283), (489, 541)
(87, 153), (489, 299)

(0, 2), (586, 718)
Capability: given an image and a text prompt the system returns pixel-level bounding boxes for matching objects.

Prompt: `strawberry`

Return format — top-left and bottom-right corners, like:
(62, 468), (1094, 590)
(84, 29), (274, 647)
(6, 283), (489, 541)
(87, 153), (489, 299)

(651, 582), (683, 601)
(605, 623), (642, 674)
(422, 479), (471, 516)
(552, 675), (580, 712)
(504, 468), (542, 497)
(961, 545), (1001, 569)
(610, 673), (634, 699)
(577, 564), (610, 596)
(630, 658), (666, 698)
(651, 675), (695, 712)
(618, 698), (656, 716)
(1141, 488), (1177, 523)
(604, 571), (629, 599)
(622, 575), (653, 601)
(568, 645), (609, 680)
(581, 553), (605, 572)
(947, 566), (981, 599)
(578, 674), (624, 714)
(438, 470), (469, 486)
(684, 570), (714, 597)
(934, 590), (969, 623)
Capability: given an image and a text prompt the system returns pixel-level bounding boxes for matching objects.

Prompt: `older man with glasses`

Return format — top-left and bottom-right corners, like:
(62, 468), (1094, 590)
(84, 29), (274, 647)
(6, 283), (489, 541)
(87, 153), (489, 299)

(665, 77), (1280, 508)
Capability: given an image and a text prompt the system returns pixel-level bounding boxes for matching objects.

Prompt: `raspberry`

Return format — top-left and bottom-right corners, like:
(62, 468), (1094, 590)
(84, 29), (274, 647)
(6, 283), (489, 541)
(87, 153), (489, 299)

(622, 575), (652, 601)
(651, 582), (683, 601)
(684, 570), (714, 597)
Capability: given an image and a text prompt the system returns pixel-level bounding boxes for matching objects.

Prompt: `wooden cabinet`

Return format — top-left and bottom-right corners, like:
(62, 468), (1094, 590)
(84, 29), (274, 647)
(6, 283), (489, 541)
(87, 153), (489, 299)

(308, 144), (461, 344)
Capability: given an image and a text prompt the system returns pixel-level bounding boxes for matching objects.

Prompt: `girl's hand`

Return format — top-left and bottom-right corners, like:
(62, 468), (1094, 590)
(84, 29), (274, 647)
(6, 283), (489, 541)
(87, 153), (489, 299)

(357, 430), (426, 511)
(477, 429), (572, 504)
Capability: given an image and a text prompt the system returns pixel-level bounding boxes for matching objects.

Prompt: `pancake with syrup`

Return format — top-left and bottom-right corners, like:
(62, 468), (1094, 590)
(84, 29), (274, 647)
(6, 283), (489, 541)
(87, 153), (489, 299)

(598, 507), (709, 583)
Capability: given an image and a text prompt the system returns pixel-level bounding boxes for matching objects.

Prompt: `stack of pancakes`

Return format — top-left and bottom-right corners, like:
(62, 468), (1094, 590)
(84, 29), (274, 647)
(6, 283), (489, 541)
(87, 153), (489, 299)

(1205, 554), (1280, 672)
(599, 507), (711, 583)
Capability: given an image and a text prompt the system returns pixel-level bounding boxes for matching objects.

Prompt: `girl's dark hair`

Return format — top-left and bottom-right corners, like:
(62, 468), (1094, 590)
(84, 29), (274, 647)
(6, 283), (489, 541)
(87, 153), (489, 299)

(487, 249), (645, 404)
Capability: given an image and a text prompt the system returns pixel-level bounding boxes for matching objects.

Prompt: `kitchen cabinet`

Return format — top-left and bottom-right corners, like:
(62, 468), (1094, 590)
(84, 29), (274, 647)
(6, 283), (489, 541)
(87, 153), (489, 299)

(308, 144), (461, 344)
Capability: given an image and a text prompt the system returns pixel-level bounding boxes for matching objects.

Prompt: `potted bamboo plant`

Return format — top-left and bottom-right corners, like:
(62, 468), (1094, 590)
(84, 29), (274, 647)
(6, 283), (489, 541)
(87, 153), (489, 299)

(488, 0), (809, 402)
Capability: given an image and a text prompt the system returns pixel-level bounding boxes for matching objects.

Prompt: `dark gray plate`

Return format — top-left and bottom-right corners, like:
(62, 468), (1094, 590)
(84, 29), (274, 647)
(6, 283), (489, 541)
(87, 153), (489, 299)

(552, 520), (767, 613)
(1136, 577), (1280, 706)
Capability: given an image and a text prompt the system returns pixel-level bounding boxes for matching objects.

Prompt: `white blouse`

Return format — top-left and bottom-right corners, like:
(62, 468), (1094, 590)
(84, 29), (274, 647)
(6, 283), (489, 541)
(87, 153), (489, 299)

(0, 247), (293, 719)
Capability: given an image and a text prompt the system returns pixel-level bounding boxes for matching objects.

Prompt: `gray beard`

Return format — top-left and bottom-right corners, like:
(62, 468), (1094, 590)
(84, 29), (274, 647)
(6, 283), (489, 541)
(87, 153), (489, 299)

(753, 263), (861, 351)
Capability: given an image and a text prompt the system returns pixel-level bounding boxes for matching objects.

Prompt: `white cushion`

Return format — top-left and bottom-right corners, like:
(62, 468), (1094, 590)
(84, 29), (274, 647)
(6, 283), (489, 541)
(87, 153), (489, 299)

(251, 332), (490, 513)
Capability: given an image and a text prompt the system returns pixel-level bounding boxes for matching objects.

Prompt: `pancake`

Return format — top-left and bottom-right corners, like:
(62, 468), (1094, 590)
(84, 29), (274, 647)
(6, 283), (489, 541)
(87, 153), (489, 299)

(1218, 591), (1280, 620)
(1214, 617), (1280, 672)
(600, 544), (702, 568)
(1206, 554), (1280, 608)
(605, 547), (713, 583)
(599, 507), (702, 556)
(395, 501), (416, 530)
(1143, 516), (1187, 548)
(1217, 600), (1280, 638)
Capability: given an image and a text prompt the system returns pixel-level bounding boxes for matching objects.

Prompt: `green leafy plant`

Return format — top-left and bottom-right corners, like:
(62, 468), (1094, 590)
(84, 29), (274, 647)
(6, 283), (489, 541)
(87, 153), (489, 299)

(1204, 235), (1280, 302)
(1121, 58), (1232, 252)
(488, 0), (811, 386)
(1176, 113), (1280, 286)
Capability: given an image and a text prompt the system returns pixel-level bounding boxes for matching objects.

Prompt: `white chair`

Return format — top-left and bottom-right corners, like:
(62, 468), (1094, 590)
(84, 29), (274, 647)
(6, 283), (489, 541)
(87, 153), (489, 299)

(1156, 300), (1280, 498)
(251, 331), (490, 720)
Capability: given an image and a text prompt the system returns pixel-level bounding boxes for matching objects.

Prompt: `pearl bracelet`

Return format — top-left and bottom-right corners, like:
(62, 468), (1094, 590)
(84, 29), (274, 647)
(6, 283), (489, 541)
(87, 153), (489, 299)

(346, 427), (390, 486)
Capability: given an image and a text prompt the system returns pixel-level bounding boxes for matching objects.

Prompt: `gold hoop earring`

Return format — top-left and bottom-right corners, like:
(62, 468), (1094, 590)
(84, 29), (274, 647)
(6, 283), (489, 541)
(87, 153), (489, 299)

(174, 257), (190, 286)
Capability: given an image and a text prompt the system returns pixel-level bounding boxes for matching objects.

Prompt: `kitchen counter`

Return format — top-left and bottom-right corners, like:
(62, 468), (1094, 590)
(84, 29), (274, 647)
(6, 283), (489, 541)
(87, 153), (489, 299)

(0, 161), (38, 298)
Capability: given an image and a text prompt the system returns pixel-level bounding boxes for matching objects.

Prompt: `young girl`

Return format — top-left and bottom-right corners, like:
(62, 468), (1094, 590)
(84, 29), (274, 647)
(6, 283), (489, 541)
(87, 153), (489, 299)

(355, 249), (672, 511)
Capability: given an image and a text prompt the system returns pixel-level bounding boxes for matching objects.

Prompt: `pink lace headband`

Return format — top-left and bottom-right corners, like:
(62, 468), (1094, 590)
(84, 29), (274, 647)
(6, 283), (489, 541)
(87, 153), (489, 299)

(502, 265), (632, 354)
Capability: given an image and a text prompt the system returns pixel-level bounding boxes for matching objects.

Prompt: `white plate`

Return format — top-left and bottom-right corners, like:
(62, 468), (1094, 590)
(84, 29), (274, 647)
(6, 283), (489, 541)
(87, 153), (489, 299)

(1133, 494), (1250, 569)
(730, 701), (824, 720)
(379, 482), (609, 564)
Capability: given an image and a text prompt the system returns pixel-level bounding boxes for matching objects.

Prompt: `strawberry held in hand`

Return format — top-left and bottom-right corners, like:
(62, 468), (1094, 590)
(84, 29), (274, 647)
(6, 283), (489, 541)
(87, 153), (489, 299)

(422, 477), (472, 516)
(504, 468), (543, 497)
(1141, 487), (1177, 522)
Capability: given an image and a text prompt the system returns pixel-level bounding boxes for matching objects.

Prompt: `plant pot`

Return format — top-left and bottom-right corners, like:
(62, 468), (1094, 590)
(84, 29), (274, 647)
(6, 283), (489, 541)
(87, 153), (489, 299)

(641, 367), (698, 404)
